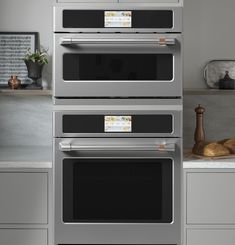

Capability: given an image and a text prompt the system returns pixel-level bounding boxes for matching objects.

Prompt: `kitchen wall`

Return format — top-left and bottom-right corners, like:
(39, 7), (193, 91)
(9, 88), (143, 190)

(184, 94), (235, 148)
(0, 95), (52, 146)
(0, 0), (53, 88)
(184, 0), (235, 88)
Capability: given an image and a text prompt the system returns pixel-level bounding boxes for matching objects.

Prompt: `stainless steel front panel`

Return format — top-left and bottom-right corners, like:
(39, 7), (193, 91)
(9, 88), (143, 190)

(54, 137), (182, 244)
(53, 5), (182, 33)
(53, 33), (182, 98)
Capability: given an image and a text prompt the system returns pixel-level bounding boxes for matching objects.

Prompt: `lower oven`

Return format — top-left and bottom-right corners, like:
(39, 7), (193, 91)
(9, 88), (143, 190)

(53, 99), (182, 245)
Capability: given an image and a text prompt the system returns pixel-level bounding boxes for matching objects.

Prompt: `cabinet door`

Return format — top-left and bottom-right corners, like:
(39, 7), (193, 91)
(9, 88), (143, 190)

(0, 173), (47, 224)
(186, 172), (235, 224)
(187, 229), (235, 245)
(57, 0), (117, 2)
(0, 229), (47, 245)
(119, 0), (179, 3)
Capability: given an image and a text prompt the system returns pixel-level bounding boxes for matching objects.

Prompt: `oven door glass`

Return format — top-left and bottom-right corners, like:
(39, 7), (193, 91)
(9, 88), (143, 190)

(63, 158), (172, 223)
(63, 53), (173, 81)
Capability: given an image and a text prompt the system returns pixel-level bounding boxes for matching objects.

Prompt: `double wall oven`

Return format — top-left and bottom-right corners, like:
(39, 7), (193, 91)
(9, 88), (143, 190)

(53, 2), (183, 245)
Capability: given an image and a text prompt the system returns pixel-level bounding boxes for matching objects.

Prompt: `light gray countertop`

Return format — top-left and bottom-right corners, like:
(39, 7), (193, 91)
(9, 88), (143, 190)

(0, 146), (52, 168)
(183, 154), (235, 168)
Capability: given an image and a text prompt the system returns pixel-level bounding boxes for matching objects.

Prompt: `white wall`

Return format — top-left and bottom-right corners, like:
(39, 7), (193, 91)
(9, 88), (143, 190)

(184, 0), (235, 88)
(0, 0), (53, 88)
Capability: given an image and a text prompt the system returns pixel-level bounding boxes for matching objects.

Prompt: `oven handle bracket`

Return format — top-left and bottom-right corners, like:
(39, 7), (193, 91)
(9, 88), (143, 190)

(59, 142), (175, 152)
(59, 38), (176, 46)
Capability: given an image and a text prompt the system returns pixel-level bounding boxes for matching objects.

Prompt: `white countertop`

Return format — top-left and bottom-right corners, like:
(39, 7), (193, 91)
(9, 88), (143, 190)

(0, 146), (52, 168)
(183, 152), (235, 168)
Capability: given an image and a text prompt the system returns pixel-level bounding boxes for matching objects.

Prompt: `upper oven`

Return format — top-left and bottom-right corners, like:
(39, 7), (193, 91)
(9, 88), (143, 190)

(53, 6), (182, 98)
(54, 33), (182, 98)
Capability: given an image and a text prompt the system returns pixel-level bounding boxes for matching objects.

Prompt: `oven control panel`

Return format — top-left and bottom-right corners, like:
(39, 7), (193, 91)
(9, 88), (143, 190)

(62, 114), (173, 134)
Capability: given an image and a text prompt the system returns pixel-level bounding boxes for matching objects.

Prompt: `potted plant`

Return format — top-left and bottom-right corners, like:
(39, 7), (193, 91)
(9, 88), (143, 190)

(23, 48), (48, 89)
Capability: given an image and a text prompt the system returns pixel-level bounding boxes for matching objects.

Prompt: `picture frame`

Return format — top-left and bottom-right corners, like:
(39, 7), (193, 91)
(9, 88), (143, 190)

(0, 32), (38, 87)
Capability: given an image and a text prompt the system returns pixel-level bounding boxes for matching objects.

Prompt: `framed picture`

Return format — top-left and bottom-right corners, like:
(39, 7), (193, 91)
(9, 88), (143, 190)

(0, 32), (38, 87)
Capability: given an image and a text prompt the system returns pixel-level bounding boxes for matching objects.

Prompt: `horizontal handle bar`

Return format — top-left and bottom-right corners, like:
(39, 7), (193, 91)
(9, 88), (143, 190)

(60, 38), (175, 46)
(59, 142), (175, 152)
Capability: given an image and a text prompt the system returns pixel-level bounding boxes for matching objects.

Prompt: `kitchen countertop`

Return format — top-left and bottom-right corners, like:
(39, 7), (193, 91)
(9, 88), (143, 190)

(183, 155), (235, 168)
(0, 146), (52, 168)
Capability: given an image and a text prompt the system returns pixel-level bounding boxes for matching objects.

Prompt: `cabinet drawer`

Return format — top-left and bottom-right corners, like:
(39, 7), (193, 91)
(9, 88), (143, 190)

(186, 172), (235, 224)
(0, 229), (47, 245)
(187, 229), (235, 245)
(0, 173), (47, 224)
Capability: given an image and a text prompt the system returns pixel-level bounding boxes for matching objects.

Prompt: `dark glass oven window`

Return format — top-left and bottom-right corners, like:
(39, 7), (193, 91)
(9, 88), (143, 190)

(63, 54), (173, 81)
(63, 159), (172, 223)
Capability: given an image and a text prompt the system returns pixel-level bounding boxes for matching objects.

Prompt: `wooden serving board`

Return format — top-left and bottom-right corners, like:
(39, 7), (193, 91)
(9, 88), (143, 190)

(184, 149), (235, 160)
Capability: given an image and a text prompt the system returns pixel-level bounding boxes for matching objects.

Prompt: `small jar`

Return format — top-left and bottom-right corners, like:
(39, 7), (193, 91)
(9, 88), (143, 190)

(219, 71), (235, 90)
(8, 75), (21, 89)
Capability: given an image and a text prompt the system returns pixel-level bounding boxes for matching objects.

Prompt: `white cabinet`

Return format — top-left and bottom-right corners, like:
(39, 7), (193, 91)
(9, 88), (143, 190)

(186, 172), (235, 224)
(0, 229), (47, 245)
(0, 172), (47, 224)
(184, 169), (235, 245)
(187, 229), (235, 245)
(0, 169), (52, 245)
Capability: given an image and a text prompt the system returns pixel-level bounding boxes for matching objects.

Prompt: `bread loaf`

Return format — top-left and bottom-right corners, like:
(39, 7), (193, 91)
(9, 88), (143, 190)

(193, 141), (230, 157)
(219, 138), (235, 154)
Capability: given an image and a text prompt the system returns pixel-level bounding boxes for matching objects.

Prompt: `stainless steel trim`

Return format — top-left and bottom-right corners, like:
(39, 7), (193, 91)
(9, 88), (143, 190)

(59, 142), (175, 152)
(60, 38), (176, 46)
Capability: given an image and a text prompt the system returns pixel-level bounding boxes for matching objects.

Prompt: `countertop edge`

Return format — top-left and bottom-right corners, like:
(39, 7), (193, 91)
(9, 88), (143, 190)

(0, 161), (52, 169)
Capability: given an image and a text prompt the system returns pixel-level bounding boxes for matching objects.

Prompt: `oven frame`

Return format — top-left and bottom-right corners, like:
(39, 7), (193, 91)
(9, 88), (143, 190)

(53, 137), (182, 244)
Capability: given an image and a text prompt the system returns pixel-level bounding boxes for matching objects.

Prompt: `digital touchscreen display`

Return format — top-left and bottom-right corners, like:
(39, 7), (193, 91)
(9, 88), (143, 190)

(104, 11), (132, 28)
(104, 116), (132, 132)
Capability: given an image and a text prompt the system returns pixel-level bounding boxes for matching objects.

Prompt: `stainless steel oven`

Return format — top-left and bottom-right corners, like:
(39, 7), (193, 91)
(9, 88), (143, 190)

(53, 99), (182, 244)
(53, 6), (182, 98)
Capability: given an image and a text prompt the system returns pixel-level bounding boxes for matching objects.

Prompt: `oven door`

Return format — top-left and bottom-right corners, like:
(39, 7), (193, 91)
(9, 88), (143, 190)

(54, 138), (182, 244)
(54, 33), (182, 98)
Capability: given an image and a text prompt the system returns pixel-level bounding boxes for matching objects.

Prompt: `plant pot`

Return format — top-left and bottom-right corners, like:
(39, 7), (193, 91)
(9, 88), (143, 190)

(24, 60), (44, 89)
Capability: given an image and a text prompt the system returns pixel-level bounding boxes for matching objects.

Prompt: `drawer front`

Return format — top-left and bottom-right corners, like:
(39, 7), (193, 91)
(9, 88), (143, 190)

(186, 172), (235, 224)
(187, 229), (235, 245)
(0, 173), (47, 224)
(0, 229), (47, 245)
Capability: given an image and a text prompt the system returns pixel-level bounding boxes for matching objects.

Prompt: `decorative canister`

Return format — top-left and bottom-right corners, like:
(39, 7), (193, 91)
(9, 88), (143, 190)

(8, 75), (21, 89)
(219, 71), (235, 89)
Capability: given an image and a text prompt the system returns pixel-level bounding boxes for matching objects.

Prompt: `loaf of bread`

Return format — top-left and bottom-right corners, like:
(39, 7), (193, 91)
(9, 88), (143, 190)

(219, 138), (235, 154)
(193, 141), (230, 157)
